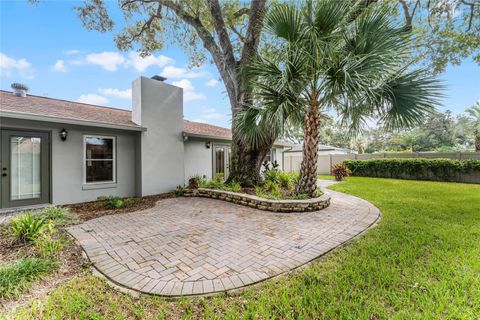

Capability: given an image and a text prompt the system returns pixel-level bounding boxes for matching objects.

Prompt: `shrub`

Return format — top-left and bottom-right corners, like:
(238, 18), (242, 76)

(343, 158), (480, 182)
(10, 213), (48, 242)
(214, 173), (225, 183)
(278, 172), (294, 190)
(264, 168), (281, 184)
(331, 163), (351, 181)
(255, 186), (267, 198)
(188, 177), (199, 189)
(227, 180), (242, 192)
(98, 196), (124, 209)
(123, 197), (142, 206)
(263, 181), (282, 199)
(174, 185), (185, 196)
(39, 206), (72, 226)
(35, 232), (68, 258)
(0, 258), (58, 299)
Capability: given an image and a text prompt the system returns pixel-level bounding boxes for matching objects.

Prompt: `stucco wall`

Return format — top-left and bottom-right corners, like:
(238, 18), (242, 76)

(132, 77), (185, 196)
(0, 117), (137, 205)
(184, 139), (213, 180)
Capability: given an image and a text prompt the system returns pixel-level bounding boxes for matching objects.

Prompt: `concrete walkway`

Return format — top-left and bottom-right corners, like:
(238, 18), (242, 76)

(68, 181), (380, 296)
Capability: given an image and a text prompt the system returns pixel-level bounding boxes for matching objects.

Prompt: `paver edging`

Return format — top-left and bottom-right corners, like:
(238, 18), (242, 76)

(183, 188), (331, 212)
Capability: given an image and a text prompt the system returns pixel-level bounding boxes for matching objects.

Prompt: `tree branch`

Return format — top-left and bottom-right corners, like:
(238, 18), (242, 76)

(233, 7), (250, 19)
(207, 0), (236, 66)
(240, 0), (267, 65)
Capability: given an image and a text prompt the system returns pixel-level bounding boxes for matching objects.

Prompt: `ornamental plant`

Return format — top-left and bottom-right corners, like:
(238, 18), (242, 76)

(331, 163), (351, 181)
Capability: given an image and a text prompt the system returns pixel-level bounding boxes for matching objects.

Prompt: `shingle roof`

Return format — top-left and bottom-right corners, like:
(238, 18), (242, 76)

(183, 120), (231, 139)
(0, 90), (232, 138)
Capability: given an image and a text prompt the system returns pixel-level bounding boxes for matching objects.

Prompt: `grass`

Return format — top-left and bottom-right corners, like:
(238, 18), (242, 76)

(317, 174), (335, 180)
(6, 177), (480, 319)
(0, 258), (58, 300)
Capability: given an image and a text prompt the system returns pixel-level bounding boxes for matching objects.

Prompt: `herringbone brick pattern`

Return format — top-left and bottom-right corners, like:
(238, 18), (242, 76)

(68, 183), (379, 296)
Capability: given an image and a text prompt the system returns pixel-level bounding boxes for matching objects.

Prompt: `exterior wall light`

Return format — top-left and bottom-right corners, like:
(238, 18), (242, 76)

(59, 129), (68, 141)
(205, 141), (211, 149)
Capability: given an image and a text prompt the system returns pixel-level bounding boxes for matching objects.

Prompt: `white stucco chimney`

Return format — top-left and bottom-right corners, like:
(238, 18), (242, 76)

(131, 76), (185, 196)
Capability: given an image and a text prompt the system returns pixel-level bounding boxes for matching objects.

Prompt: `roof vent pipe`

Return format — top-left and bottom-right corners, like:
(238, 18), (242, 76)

(11, 83), (29, 97)
(151, 75), (167, 82)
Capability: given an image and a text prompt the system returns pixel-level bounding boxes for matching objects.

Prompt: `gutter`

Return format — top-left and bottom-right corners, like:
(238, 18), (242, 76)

(0, 110), (147, 132)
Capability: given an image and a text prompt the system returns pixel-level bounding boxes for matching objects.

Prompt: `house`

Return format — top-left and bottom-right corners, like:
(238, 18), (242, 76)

(0, 76), (286, 210)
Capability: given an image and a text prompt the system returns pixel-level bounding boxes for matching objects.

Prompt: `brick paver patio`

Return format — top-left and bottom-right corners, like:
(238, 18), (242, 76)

(68, 182), (380, 296)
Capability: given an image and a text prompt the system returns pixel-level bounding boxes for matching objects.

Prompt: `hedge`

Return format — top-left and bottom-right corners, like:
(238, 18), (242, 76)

(343, 158), (480, 183)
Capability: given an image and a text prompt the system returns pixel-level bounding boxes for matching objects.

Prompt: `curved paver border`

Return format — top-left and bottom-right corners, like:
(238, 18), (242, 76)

(183, 188), (331, 212)
(68, 181), (380, 297)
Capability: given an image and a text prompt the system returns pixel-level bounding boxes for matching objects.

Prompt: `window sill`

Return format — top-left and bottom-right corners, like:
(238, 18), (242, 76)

(82, 183), (117, 190)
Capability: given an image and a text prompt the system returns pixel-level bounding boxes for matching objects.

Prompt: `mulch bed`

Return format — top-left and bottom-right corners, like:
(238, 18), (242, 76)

(63, 192), (175, 222)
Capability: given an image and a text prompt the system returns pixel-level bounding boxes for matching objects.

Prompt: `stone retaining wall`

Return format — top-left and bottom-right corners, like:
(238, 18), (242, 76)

(184, 188), (330, 213)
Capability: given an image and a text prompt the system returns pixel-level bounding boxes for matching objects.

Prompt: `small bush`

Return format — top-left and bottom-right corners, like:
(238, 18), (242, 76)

(39, 206), (72, 226)
(255, 186), (267, 198)
(35, 233), (68, 258)
(98, 196), (124, 209)
(10, 213), (48, 242)
(174, 185), (185, 196)
(227, 180), (242, 192)
(0, 258), (58, 299)
(123, 197), (142, 206)
(344, 158), (480, 182)
(278, 172), (294, 190)
(263, 181), (282, 199)
(331, 163), (351, 181)
(188, 177), (199, 189)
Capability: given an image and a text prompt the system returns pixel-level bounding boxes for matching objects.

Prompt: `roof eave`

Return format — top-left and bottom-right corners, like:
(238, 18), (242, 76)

(182, 132), (232, 141)
(0, 110), (147, 132)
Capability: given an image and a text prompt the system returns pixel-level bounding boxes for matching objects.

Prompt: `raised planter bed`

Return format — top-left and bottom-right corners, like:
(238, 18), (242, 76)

(184, 188), (331, 213)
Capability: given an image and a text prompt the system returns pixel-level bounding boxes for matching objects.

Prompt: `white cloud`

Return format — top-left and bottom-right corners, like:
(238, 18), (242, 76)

(98, 88), (132, 99)
(52, 60), (66, 72)
(172, 79), (206, 102)
(172, 79), (194, 91)
(77, 94), (109, 105)
(192, 107), (227, 123)
(127, 52), (174, 72)
(205, 79), (219, 87)
(0, 52), (33, 78)
(85, 51), (125, 71)
(65, 49), (80, 55)
(161, 66), (207, 79)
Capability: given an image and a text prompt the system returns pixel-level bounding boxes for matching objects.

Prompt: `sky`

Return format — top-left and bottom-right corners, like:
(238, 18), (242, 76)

(1, 1), (479, 130)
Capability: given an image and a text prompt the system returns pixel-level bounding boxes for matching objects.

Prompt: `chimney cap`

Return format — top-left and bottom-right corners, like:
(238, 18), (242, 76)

(151, 75), (167, 82)
(11, 83), (29, 91)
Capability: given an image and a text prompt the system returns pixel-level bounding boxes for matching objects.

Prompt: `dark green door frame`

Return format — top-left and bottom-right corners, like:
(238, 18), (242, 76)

(0, 130), (51, 209)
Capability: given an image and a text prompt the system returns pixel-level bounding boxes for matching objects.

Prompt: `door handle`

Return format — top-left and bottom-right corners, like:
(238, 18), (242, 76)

(2, 173), (6, 177)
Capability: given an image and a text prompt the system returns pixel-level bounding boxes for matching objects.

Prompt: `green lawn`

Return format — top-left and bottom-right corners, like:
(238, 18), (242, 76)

(6, 177), (480, 319)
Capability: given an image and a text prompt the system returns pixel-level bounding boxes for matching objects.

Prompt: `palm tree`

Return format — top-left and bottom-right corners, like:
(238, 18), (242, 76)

(236, 0), (443, 196)
(466, 101), (480, 151)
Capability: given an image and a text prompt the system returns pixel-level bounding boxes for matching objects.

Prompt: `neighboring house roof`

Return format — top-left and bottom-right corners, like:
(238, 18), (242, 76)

(0, 90), (232, 138)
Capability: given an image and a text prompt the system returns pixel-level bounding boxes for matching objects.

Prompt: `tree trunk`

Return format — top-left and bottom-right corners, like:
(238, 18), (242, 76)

(295, 99), (321, 197)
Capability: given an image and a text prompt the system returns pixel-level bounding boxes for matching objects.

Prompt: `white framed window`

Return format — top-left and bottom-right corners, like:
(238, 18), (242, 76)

(83, 135), (116, 184)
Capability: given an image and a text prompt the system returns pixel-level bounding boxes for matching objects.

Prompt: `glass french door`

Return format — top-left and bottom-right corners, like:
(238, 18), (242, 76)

(213, 145), (231, 179)
(1, 130), (50, 209)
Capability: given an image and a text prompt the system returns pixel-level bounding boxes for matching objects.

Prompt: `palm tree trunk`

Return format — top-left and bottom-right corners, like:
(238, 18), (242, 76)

(295, 99), (321, 197)
(475, 133), (480, 152)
